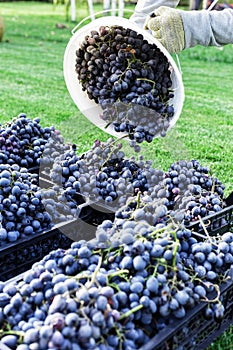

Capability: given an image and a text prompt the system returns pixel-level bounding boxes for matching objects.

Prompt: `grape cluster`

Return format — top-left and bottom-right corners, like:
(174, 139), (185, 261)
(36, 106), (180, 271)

(143, 159), (226, 226)
(48, 138), (164, 209)
(75, 25), (175, 143)
(0, 222), (232, 349)
(0, 156), (88, 245)
(148, 159), (224, 207)
(113, 193), (170, 229)
(0, 163), (81, 245)
(0, 164), (54, 244)
(0, 113), (69, 169)
(176, 186), (225, 226)
(168, 159), (225, 197)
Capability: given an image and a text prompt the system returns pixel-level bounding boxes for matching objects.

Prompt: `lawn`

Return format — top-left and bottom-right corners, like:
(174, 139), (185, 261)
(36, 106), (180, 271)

(0, 1), (233, 348)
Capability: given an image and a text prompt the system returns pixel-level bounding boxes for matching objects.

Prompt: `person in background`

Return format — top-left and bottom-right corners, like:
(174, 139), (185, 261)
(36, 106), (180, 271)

(190, 0), (203, 10)
(129, 0), (233, 53)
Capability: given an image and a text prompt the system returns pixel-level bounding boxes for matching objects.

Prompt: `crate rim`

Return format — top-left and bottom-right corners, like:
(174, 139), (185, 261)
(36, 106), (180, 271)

(187, 204), (233, 229)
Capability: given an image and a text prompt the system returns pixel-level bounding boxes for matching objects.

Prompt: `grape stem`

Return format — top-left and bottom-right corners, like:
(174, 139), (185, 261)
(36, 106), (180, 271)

(86, 254), (103, 288)
(107, 269), (129, 280)
(211, 177), (216, 193)
(200, 283), (221, 303)
(0, 329), (24, 341)
(198, 215), (218, 247)
(171, 230), (180, 270)
(119, 304), (143, 320)
(136, 77), (155, 89)
(136, 191), (141, 209)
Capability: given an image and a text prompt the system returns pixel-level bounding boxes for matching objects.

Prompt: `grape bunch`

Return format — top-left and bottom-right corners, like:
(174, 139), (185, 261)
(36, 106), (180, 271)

(48, 138), (165, 209)
(0, 163), (85, 246)
(75, 25), (175, 143)
(0, 163), (81, 245)
(0, 164), (53, 244)
(148, 159), (225, 208)
(175, 185), (225, 226)
(165, 160), (225, 225)
(0, 157), (83, 246)
(0, 221), (232, 349)
(168, 159), (225, 196)
(112, 193), (170, 230)
(144, 159), (226, 226)
(0, 113), (69, 169)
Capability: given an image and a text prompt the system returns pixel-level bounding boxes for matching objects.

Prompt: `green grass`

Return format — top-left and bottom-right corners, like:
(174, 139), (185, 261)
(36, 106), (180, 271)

(0, 2), (233, 347)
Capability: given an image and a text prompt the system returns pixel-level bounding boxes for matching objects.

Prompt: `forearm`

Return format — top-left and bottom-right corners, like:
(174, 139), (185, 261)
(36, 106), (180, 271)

(181, 8), (233, 48)
(129, 0), (180, 28)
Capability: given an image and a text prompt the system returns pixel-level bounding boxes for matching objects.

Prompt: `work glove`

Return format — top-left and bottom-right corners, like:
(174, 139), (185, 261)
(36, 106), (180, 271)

(144, 6), (185, 54)
(129, 0), (180, 29)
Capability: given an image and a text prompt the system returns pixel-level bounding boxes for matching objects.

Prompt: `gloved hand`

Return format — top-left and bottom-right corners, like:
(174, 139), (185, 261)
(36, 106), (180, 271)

(144, 6), (185, 54)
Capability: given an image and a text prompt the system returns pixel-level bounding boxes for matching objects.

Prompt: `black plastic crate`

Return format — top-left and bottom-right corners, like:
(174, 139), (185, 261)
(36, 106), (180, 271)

(137, 207), (233, 350)
(88, 202), (233, 236)
(225, 190), (233, 207)
(28, 166), (40, 174)
(0, 200), (116, 282)
(86, 198), (120, 214)
(138, 269), (233, 350)
(61, 201), (115, 242)
(187, 204), (233, 236)
(38, 176), (55, 189)
(0, 221), (73, 282)
(1, 271), (233, 350)
(1, 209), (233, 349)
(28, 166), (59, 181)
(81, 201), (115, 224)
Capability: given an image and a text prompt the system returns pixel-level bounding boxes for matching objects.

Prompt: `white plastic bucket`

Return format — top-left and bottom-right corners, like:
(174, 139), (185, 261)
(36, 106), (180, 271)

(63, 16), (185, 138)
